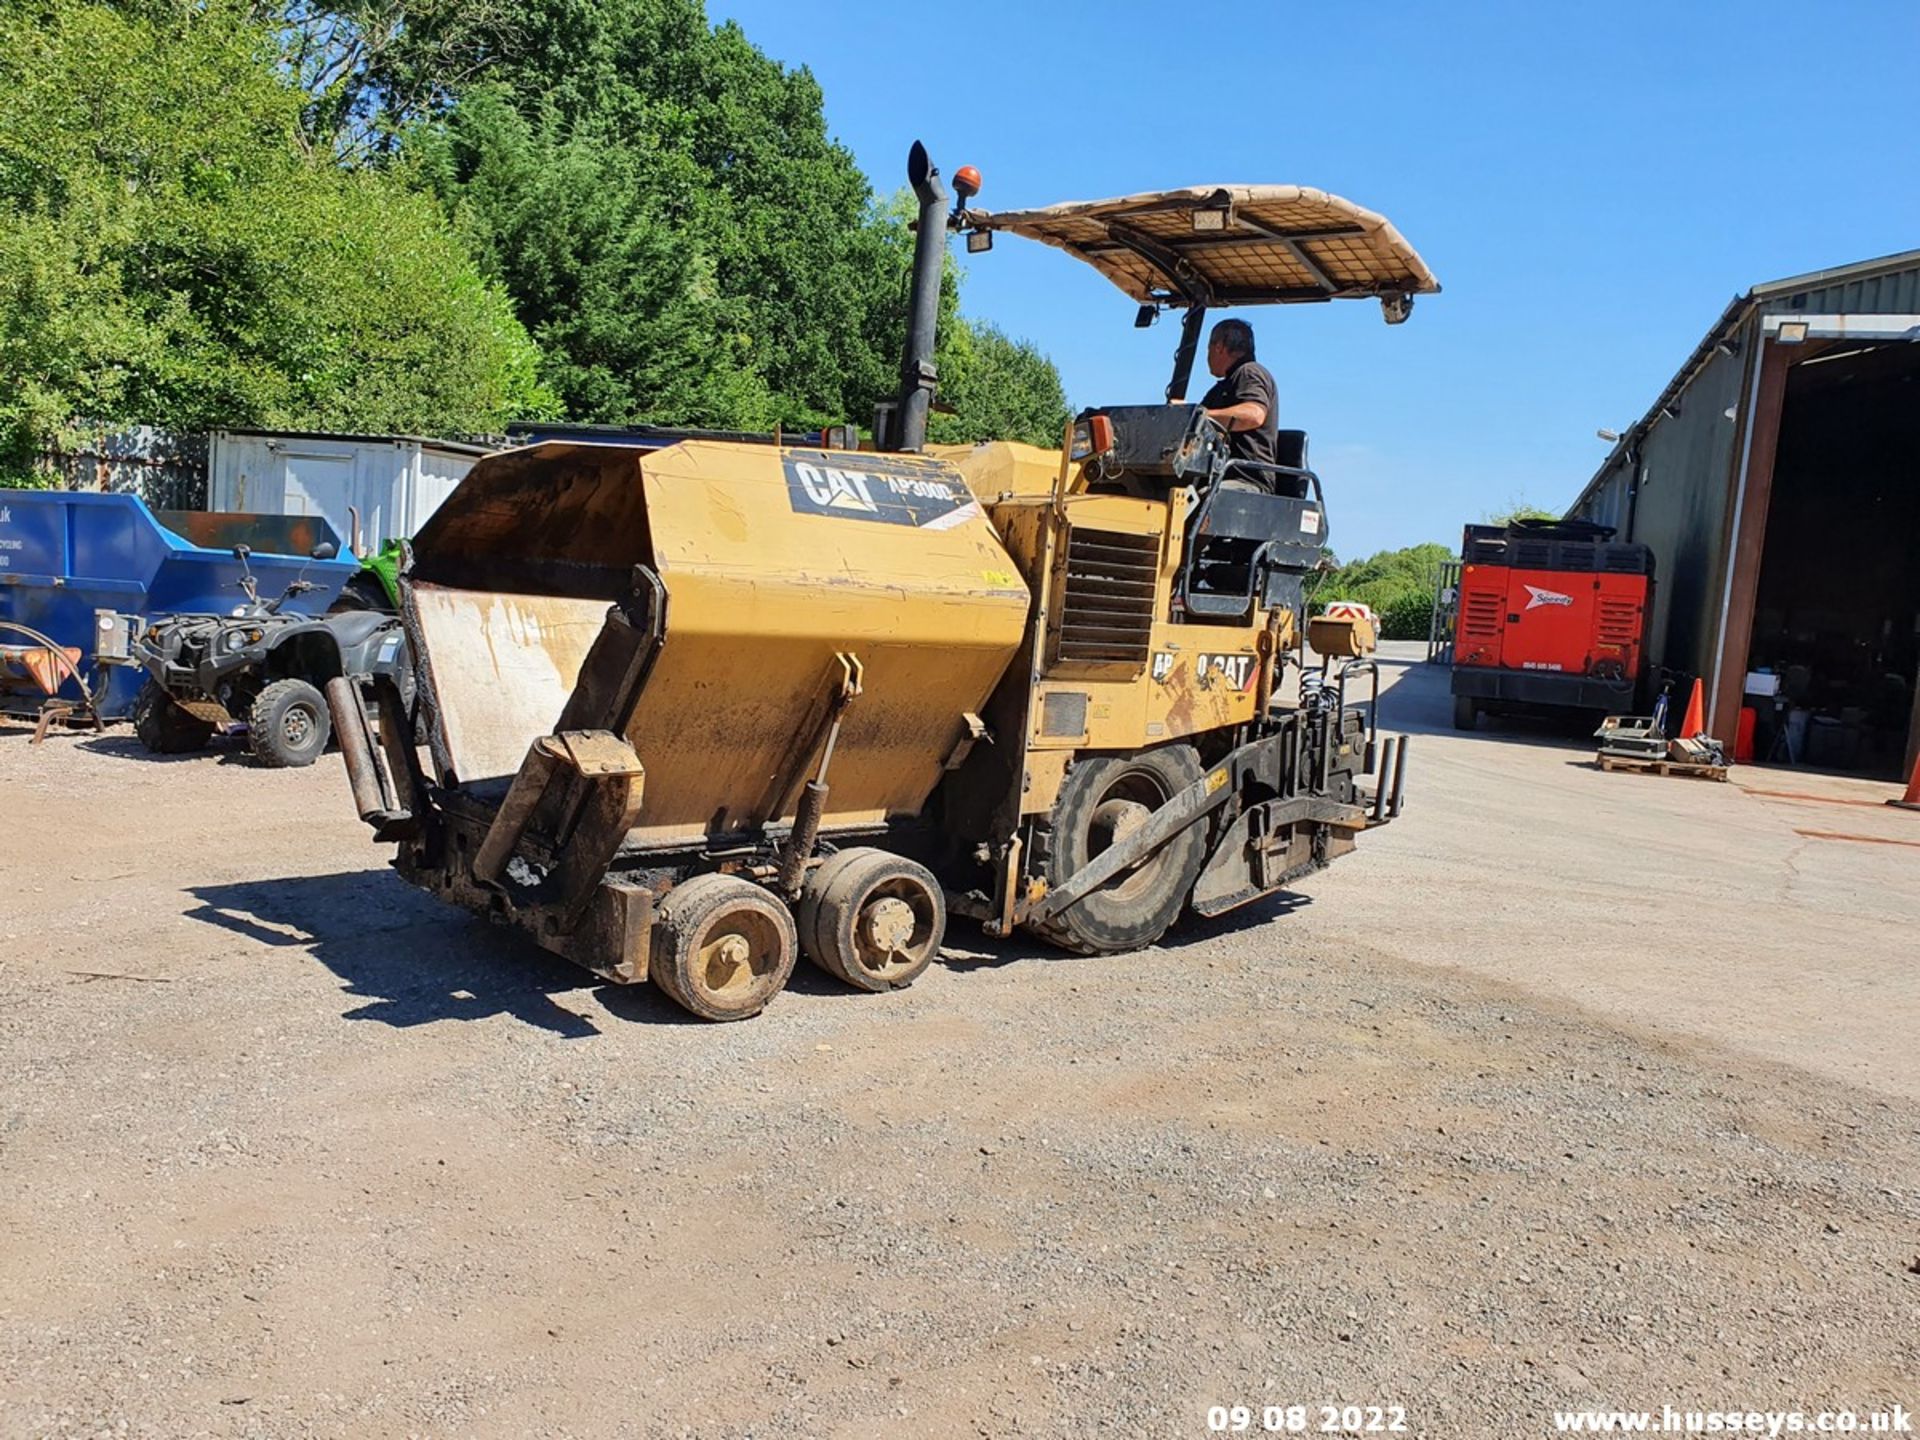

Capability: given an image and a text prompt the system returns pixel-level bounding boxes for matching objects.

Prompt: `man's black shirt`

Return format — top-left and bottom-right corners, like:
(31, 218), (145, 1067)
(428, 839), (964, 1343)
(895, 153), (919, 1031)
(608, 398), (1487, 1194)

(1201, 358), (1279, 467)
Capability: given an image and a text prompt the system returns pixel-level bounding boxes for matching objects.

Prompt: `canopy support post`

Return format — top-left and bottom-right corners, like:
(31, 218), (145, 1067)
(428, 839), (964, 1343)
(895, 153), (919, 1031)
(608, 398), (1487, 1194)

(1167, 305), (1208, 402)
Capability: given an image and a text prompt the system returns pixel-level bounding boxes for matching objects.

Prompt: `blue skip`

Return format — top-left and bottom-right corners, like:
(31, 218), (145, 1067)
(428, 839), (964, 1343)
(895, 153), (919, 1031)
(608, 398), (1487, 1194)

(0, 490), (356, 720)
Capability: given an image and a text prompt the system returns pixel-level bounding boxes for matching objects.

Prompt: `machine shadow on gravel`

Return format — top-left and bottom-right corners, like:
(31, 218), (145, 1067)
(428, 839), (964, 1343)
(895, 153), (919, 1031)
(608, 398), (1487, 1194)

(939, 891), (1313, 970)
(75, 732), (256, 766)
(186, 871), (704, 1036)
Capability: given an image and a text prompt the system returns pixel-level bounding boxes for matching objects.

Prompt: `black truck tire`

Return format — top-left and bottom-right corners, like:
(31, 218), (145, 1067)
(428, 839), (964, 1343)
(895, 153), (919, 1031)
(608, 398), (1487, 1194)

(247, 679), (332, 767)
(131, 680), (215, 755)
(1024, 744), (1208, 956)
(1452, 693), (1479, 731)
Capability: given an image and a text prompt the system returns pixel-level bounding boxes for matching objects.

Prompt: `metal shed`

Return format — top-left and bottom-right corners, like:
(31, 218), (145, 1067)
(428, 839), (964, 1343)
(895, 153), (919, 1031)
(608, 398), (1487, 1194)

(209, 430), (492, 552)
(1566, 250), (1920, 777)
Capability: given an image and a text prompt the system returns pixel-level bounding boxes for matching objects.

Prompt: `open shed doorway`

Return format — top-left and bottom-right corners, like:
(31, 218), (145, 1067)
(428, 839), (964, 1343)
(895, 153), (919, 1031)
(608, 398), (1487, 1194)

(1744, 341), (1920, 777)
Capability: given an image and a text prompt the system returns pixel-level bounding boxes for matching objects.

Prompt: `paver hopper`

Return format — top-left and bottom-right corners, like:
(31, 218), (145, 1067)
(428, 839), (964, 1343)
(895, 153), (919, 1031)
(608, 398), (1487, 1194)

(330, 143), (1433, 1020)
(400, 438), (1029, 843)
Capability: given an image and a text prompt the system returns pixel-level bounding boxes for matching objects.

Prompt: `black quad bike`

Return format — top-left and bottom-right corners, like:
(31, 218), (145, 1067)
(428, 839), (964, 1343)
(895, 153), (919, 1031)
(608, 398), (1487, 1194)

(101, 542), (413, 768)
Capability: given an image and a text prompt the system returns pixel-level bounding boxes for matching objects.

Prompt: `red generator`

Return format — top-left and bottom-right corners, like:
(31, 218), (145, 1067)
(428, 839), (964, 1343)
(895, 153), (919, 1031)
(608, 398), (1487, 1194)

(1450, 519), (1654, 731)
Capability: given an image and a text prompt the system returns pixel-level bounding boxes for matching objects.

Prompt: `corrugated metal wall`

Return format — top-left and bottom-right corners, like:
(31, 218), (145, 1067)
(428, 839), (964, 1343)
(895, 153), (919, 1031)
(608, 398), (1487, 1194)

(1759, 265), (1920, 316)
(1575, 464), (1631, 535)
(1633, 337), (1749, 686)
(412, 446), (476, 534)
(1568, 333), (1752, 686)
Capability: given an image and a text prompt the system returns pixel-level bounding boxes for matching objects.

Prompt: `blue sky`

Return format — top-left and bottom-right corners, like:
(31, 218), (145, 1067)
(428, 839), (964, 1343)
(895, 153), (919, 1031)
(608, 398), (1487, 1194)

(711, 0), (1919, 558)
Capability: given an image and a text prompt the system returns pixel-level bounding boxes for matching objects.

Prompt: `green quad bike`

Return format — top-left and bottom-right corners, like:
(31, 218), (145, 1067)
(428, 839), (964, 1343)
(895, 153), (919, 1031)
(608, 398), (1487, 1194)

(328, 538), (405, 613)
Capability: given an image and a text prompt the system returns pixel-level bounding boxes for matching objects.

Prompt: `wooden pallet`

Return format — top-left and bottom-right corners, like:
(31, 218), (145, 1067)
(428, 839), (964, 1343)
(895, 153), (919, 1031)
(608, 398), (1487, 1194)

(1596, 752), (1729, 782)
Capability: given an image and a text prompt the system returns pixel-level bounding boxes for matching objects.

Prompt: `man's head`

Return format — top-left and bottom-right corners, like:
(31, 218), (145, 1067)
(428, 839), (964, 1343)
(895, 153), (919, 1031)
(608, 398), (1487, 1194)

(1206, 318), (1255, 378)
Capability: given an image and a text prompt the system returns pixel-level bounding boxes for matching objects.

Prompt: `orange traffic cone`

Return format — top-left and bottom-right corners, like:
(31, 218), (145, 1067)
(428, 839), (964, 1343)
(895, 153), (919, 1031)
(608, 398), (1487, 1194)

(1678, 677), (1705, 740)
(1890, 748), (1920, 812)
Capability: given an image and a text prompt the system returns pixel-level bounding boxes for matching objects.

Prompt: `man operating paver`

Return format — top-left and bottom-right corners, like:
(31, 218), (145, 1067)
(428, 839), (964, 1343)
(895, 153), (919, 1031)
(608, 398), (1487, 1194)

(1199, 317), (1280, 474)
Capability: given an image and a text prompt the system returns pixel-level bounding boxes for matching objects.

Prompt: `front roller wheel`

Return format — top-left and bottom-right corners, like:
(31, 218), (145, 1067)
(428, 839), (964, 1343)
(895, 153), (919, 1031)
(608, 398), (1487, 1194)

(798, 848), (946, 992)
(1025, 744), (1208, 955)
(649, 874), (797, 1022)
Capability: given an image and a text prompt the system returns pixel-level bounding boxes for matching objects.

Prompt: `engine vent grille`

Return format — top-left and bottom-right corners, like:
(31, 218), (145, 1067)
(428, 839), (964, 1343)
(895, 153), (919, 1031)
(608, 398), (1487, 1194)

(1596, 597), (1642, 648)
(1461, 589), (1504, 641)
(1057, 527), (1158, 666)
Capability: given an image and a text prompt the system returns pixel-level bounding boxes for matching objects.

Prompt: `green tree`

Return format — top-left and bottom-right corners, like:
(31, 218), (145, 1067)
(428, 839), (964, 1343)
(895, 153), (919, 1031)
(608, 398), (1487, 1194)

(1484, 501), (1560, 526)
(0, 0), (551, 478)
(413, 0), (1072, 436)
(857, 193), (1070, 449)
(409, 86), (777, 427)
(414, 0), (891, 428)
(1313, 540), (1453, 640)
(185, 0), (527, 160)
(932, 323), (1073, 449)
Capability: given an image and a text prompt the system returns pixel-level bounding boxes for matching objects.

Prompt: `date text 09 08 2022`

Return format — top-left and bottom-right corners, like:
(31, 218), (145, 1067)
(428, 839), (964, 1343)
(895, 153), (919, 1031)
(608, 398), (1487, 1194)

(1207, 1404), (1409, 1433)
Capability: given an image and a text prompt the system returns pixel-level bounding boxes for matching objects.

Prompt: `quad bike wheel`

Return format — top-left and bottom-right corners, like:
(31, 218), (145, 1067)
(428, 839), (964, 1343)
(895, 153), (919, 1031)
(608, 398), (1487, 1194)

(798, 848), (946, 992)
(1025, 744), (1208, 955)
(247, 679), (332, 767)
(131, 680), (216, 755)
(650, 874), (797, 1022)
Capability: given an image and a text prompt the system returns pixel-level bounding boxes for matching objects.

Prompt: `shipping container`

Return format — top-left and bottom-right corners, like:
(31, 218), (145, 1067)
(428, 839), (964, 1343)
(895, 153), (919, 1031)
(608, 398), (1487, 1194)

(208, 431), (491, 552)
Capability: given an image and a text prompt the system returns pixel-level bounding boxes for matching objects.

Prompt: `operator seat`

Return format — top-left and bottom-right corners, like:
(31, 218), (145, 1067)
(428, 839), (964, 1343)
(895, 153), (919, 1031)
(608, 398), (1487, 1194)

(1219, 429), (1310, 498)
(1182, 430), (1325, 622)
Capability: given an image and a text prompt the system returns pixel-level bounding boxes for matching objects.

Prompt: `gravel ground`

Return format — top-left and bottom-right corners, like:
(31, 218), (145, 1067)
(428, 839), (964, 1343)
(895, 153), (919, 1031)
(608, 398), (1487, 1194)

(2, 655), (1917, 1438)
